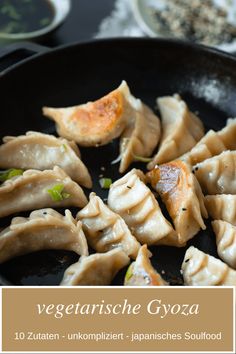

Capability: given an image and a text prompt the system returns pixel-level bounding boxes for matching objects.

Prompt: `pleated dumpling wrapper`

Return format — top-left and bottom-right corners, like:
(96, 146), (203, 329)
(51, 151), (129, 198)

(147, 94), (204, 170)
(60, 248), (130, 286)
(43, 81), (159, 147)
(0, 208), (88, 264)
(182, 246), (236, 286)
(193, 150), (236, 195)
(124, 245), (168, 286)
(119, 104), (160, 173)
(179, 118), (236, 166)
(147, 160), (207, 246)
(0, 131), (92, 188)
(108, 169), (174, 245)
(204, 194), (236, 225)
(77, 192), (140, 259)
(0, 166), (88, 218)
(212, 220), (236, 269)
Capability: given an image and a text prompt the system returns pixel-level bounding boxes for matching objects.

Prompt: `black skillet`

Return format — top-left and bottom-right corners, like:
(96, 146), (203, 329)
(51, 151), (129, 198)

(0, 38), (236, 286)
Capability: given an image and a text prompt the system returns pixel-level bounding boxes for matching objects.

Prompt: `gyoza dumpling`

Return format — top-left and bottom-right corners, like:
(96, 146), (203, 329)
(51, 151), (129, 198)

(108, 169), (174, 245)
(147, 160), (207, 246)
(147, 95), (204, 170)
(0, 131), (92, 188)
(119, 106), (160, 173)
(180, 118), (236, 166)
(205, 194), (236, 225)
(194, 151), (236, 194)
(43, 81), (145, 147)
(60, 248), (130, 285)
(124, 245), (167, 286)
(182, 246), (236, 285)
(77, 193), (140, 259)
(0, 209), (88, 264)
(212, 220), (236, 269)
(0, 166), (88, 217)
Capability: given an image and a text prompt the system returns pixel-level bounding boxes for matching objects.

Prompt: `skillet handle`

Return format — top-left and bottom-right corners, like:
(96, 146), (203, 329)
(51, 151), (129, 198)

(0, 42), (49, 72)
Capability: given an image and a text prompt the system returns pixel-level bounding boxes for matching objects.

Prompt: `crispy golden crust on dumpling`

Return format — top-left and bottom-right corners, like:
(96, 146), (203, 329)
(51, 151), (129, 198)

(60, 248), (130, 286)
(124, 245), (168, 286)
(147, 160), (207, 246)
(0, 208), (88, 264)
(43, 81), (141, 147)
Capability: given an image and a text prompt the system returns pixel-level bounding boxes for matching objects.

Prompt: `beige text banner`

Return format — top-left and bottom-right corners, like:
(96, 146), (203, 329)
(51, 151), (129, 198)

(1, 287), (234, 352)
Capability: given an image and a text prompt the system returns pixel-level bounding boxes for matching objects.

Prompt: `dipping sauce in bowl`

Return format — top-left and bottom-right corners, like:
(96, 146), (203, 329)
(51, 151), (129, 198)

(0, 0), (71, 42)
(0, 0), (55, 34)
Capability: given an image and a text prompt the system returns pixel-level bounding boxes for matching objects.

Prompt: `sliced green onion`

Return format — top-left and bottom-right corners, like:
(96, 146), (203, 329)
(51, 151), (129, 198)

(40, 17), (51, 27)
(60, 144), (67, 153)
(125, 264), (134, 282)
(47, 184), (70, 202)
(1, 4), (21, 20)
(133, 154), (153, 163)
(0, 168), (23, 182)
(99, 178), (112, 189)
(61, 192), (70, 199)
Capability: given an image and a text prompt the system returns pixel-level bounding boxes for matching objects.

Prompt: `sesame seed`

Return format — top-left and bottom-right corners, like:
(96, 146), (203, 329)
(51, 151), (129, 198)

(149, 0), (236, 45)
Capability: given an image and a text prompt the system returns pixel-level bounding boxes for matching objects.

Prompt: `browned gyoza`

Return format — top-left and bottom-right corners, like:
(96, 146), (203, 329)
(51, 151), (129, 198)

(43, 81), (161, 173)
(43, 81), (160, 148)
(147, 160), (207, 246)
(43, 82), (129, 147)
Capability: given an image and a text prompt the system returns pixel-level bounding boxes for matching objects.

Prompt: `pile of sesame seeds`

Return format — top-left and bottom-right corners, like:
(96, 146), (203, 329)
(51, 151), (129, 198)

(150, 0), (236, 45)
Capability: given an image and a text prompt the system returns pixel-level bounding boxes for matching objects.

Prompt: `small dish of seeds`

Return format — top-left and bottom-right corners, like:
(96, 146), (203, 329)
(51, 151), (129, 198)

(131, 0), (236, 52)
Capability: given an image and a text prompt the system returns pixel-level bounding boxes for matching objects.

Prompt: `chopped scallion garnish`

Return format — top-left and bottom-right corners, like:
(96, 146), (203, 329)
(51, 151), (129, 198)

(40, 17), (51, 26)
(99, 178), (112, 189)
(60, 144), (67, 153)
(125, 265), (133, 282)
(0, 168), (23, 182)
(47, 184), (70, 202)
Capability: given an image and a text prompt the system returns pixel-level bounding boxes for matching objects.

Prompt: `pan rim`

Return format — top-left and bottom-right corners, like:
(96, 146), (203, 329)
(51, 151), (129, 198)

(1, 37), (236, 78)
(0, 36), (236, 286)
